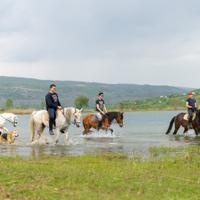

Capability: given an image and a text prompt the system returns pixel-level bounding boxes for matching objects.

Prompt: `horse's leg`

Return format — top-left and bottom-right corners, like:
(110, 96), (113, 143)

(55, 129), (61, 144)
(194, 128), (199, 136)
(40, 125), (48, 144)
(109, 128), (114, 135)
(183, 127), (188, 134)
(34, 124), (44, 144)
(64, 128), (69, 145)
(83, 124), (92, 135)
(173, 122), (180, 135)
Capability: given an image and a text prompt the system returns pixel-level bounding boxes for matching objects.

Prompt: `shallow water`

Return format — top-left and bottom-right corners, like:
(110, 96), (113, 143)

(0, 111), (200, 157)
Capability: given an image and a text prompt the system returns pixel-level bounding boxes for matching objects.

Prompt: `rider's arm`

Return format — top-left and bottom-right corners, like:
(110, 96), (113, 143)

(186, 102), (192, 109)
(57, 95), (62, 108)
(103, 105), (108, 113)
(96, 104), (105, 115)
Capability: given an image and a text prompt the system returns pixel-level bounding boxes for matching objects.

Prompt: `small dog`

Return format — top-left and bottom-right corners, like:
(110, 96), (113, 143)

(0, 130), (19, 144)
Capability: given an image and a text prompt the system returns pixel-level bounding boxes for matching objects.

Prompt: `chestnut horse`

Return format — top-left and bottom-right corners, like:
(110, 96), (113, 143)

(82, 112), (124, 135)
(165, 110), (200, 135)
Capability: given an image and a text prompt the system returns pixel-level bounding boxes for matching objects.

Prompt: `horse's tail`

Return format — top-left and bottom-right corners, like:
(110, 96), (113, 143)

(29, 114), (35, 142)
(165, 116), (176, 135)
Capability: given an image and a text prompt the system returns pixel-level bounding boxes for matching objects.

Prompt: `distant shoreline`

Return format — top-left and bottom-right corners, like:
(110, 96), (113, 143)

(0, 108), (186, 115)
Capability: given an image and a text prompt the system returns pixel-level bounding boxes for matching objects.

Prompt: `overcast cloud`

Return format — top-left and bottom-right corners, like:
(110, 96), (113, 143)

(0, 0), (200, 87)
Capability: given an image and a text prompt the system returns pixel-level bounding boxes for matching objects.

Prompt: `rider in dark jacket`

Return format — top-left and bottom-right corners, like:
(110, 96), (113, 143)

(45, 84), (62, 135)
(186, 91), (197, 127)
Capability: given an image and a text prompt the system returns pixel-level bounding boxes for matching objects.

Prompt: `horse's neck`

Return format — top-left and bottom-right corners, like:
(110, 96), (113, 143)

(1, 113), (13, 119)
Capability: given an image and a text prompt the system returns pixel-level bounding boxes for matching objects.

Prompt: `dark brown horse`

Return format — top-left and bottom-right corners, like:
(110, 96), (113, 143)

(165, 110), (200, 135)
(82, 112), (124, 135)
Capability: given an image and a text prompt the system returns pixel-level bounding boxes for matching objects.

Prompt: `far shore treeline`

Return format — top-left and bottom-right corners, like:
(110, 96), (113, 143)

(1, 89), (199, 114)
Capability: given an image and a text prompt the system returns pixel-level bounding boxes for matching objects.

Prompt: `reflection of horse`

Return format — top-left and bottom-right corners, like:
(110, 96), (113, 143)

(29, 107), (82, 144)
(82, 112), (124, 135)
(0, 113), (18, 133)
(165, 111), (200, 135)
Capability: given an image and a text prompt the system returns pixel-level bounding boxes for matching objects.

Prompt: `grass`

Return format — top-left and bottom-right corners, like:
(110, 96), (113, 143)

(0, 146), (200, 199)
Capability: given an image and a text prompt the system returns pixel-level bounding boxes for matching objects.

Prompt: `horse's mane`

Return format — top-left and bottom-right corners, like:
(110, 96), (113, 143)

(103, 112), (121, 123)
(63, 107), (75, 123)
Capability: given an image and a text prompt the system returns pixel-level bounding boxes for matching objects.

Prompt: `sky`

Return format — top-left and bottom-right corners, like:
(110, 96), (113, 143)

(0, 0), (200, 87)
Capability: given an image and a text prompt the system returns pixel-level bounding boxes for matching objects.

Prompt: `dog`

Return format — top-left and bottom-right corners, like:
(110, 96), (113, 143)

(0, 130), (19, 144)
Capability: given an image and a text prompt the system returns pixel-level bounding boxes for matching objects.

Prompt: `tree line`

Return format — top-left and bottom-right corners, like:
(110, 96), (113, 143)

(2, 96), (90, 110)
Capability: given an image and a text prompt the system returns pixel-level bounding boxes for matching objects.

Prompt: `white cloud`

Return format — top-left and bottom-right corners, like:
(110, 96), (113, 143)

(0, 0), (200, 87)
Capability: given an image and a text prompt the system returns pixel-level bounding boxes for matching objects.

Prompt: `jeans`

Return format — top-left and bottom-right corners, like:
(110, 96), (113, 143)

(48, 108), (56, 131)
(96, 112), (103, 121)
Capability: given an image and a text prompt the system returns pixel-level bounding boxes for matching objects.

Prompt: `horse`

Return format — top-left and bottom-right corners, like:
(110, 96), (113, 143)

(0, 113), (18, 133)
(165, 110), (200, 135)
(82, 112), (124, 135)
(29, 107), (82, 144)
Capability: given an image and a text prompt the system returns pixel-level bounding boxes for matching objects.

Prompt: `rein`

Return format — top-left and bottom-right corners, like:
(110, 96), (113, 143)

(0, 115), (15, 125)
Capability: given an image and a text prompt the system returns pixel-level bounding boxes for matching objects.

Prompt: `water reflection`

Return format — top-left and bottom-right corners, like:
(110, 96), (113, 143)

(169, 134), (200, 144)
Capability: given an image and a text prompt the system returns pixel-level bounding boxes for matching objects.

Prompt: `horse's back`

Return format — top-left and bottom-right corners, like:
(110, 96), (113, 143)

(82, 114), (96, 124)
(31, 110), (48, 123)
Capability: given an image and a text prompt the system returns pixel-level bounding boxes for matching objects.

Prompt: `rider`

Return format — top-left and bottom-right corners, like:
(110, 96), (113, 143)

(45, 84), (62, 135)
(96, 92), (108, 129)
(186, 91), (197, 127)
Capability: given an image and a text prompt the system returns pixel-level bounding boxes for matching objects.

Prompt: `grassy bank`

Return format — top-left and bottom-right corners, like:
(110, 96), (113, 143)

(0, 146), (200, 199)
(0, 108), (35, 115)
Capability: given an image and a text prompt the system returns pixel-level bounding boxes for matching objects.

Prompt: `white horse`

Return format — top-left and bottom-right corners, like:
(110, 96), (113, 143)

(0, 113), (18, 133)
(29, 107), (82, 145)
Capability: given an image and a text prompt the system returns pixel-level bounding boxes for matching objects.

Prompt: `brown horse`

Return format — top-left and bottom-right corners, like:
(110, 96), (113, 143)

(82, 112), (124, 135)
(165, 110), (200, 135)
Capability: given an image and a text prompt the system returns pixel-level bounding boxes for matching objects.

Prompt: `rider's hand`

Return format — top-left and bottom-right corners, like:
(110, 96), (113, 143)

(58, 106), (62, 110)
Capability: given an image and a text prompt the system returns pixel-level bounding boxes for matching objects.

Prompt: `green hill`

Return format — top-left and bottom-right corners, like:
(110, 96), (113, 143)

(114, 90), (200, 111)
(0, 76), (193, 109)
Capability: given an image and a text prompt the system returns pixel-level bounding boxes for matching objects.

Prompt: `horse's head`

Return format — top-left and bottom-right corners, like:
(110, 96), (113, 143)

(12, 115), (18, 127)
(64, 107), (83, 128)
(116, 112), (124, 128)
(73, 108), (83, 128)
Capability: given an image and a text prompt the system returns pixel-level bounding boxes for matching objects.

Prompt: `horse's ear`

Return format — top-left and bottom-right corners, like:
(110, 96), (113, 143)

(121, 112), (124, 115)
(80, 108), (83, 112)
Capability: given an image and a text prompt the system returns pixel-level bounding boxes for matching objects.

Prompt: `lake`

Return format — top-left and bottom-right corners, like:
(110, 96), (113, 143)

(0, 111), (200, 157)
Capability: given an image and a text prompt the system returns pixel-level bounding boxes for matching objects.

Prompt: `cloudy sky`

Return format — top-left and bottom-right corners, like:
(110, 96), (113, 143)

(0, 0), (200, 87)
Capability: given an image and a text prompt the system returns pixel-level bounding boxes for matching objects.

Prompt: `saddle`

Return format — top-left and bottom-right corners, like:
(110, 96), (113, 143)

(183, 113), (196, 121)
(92, 115), (99, 123)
